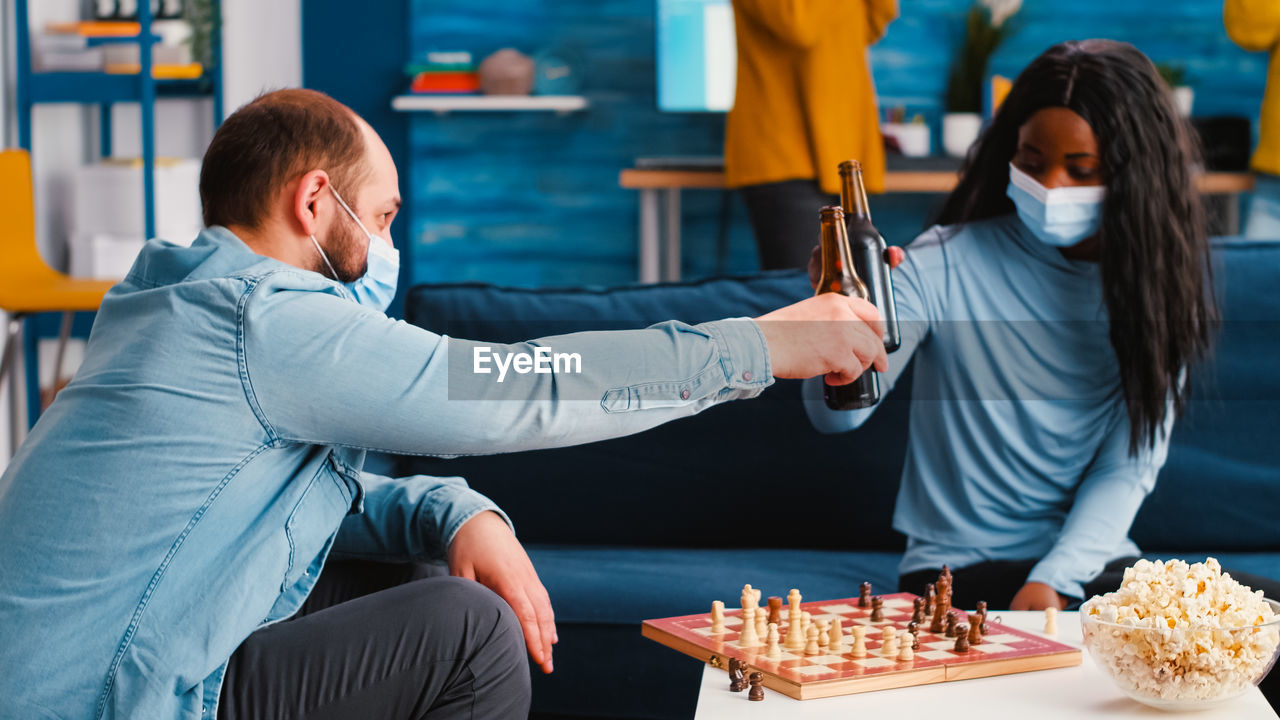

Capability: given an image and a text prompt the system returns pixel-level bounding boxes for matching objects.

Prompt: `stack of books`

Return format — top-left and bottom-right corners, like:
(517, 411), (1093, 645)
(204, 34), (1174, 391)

(406, 51), (479, 94)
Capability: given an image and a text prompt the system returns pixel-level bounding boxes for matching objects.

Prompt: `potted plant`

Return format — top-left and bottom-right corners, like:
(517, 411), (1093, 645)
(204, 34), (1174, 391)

(943, 0), (1020, 157)
(1156, 62), (1194, 117)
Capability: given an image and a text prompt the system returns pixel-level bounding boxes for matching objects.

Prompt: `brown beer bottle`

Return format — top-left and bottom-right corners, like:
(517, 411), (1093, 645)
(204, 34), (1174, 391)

(816, 205), (880, 410)
(839, 160), (901, 352)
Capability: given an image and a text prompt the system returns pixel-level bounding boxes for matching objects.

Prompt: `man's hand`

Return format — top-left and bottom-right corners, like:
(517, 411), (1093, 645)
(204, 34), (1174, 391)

(808, 245), (905, 290)
(754, 294), (888, 384)
(1010, 582), (1069, 611)
(448, 511), (557, 674)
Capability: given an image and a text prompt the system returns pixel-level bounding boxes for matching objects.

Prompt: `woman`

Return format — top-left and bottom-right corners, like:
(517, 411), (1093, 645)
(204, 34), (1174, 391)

(806, 40), (1221, 611)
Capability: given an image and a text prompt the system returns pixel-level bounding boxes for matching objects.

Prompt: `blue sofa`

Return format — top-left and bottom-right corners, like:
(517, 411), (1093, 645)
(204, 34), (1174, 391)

(397, 239), (1280, 719)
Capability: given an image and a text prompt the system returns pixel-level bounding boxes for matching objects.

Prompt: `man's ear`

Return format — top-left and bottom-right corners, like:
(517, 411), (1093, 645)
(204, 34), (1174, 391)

(292, 169), (331, 236)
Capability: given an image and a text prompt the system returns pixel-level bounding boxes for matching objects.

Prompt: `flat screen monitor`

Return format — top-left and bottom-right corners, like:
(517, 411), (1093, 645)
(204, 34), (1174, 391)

(657, 0), (736, 112)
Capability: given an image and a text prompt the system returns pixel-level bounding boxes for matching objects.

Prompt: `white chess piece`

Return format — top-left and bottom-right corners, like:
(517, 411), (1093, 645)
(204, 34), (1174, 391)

(710, 600), (725, 634)
(767, 622), (782, 659)
(785, 590), (804, 650)
(897, 631), (914, 662)
(881, 629), (898, 657)
(850, 625), (868, 658)
(828, 618), (843, 649)
(804, 623), (820, 655)
(739, 605), (760, 646)
(755, 606), (768, 640)
(1044, 606), (1059, 636)
(817, 620), (830, 650)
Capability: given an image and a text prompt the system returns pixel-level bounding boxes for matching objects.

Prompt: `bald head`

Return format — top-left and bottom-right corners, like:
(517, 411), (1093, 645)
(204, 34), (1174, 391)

(199, 88), (370, 230)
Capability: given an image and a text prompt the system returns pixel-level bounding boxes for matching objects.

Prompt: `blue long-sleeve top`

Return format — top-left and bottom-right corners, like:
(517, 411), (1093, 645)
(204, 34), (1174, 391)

(804, 214), (1173, 599)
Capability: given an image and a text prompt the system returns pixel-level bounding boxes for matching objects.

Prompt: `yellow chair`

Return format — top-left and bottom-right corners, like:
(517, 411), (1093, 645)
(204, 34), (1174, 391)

(0, 149), (117, 456)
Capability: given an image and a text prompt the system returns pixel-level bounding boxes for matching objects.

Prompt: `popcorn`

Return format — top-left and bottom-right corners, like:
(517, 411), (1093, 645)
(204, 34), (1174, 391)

(1082, 558), (1280, 703)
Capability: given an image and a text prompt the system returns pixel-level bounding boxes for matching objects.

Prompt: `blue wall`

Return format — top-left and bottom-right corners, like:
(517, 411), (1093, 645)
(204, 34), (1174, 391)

(405, 0), (1270, 288)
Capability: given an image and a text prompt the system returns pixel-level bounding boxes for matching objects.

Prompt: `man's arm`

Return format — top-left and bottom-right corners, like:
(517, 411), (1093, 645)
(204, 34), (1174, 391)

(1018, 402), (1176, 607)
(1225, 0), (1280, 53)
(240, 279), (884, 456)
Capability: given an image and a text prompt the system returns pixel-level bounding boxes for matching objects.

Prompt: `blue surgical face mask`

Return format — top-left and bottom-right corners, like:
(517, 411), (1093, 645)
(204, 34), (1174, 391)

(308, 186), (400, 313)
(1005, 163), (1106, 247)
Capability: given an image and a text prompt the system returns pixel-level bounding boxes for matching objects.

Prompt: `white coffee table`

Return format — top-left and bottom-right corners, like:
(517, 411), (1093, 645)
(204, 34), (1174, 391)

(693, 611), (1279, 719)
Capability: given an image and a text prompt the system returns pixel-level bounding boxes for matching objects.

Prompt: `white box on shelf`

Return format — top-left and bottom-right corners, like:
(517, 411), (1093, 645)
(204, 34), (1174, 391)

(69, 158), (203, 279)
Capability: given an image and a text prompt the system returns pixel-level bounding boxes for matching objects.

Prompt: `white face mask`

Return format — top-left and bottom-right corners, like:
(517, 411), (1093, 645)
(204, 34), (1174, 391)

(1005, 163), (1106, 247)
(309, 186), (400, 313)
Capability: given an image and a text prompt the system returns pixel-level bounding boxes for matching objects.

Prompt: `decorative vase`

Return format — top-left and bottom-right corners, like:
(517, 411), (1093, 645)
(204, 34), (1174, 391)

(943, 112), (983, 158)
(1173, 86), (1194, 117)
(882, 122), (931, 158)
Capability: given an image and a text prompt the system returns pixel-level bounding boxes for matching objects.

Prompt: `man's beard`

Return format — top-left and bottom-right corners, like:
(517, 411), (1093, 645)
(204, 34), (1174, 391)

(314, 221), (369, 284)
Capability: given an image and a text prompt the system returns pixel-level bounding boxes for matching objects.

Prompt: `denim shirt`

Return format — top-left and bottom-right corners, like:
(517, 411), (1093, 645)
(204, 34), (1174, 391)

(0, 226), (772, 720)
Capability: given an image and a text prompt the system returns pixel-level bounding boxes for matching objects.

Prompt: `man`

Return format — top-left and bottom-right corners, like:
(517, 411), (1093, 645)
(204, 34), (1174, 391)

(0, 89), (889, 720)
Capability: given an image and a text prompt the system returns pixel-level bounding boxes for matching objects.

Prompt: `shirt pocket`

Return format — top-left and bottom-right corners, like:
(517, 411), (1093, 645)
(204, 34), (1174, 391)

(281, 460), (352, 592)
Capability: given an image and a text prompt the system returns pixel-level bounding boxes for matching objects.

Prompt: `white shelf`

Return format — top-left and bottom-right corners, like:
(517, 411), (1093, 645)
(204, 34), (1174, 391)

(391, 94), (588, 115)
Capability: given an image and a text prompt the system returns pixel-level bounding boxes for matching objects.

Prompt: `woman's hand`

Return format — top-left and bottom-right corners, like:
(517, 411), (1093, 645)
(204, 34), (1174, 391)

(808, 245), (905, 291)
(1009, 582), (1069, 611)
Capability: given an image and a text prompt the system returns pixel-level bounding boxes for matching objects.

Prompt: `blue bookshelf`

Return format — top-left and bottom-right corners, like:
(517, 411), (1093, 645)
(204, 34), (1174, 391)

(10, 0), (223, 432)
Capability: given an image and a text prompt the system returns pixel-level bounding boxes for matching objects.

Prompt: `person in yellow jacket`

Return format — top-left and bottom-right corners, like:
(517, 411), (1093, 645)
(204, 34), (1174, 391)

(1225, 0), (1280, 239)
(726, 0), (898, 269)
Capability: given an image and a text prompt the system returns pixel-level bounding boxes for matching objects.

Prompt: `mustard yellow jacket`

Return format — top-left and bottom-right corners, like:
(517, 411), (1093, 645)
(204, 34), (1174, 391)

(1225, 0), (1280, 176)
(725, 0), (898, 194)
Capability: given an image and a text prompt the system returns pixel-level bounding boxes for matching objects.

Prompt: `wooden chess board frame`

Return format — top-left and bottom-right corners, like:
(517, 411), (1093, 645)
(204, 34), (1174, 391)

(641, 593), (1081, 700)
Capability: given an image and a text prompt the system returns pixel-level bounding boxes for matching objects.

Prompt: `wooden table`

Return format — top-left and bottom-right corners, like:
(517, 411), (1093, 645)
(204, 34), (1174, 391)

(620, 161), (1256, 283)
(692, 610), (1279, 719)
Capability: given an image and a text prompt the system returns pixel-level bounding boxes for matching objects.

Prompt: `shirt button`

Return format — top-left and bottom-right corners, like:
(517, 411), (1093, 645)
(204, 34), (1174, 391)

(742, 371), (753, 382)
(680, 388), (690, 400)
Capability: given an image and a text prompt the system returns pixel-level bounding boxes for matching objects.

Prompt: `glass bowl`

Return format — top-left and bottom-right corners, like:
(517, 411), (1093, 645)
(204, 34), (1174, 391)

(1081, 597), (1280, 711)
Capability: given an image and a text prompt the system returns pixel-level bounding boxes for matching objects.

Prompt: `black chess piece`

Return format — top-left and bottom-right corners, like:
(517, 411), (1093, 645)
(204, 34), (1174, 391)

(954, 625), (970, 652)
(859, 582), (873, 608)
(870, 596), (885, 622)
(945, 610), (959, 637)
(748, 671), (765, 701)
(728, 658), (746, 692)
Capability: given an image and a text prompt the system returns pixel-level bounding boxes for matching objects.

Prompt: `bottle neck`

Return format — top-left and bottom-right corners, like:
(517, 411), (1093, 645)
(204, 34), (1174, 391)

(840, 167), (874, 225)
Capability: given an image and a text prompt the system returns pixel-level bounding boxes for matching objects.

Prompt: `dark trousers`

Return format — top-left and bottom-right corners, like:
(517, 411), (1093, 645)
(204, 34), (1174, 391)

(899, 558), (1280, 710)
(740, 180), (839, 270)
(218, 561), (530, 720)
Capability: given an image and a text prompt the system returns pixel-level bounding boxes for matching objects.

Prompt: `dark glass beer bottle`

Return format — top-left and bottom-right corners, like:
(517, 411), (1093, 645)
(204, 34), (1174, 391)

(816, 205), (880, 410)
(839, 160), (901, 353)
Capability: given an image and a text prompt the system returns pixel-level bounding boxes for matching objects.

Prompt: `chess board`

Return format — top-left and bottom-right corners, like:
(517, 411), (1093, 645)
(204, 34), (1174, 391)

(641, 593), (1081, 700)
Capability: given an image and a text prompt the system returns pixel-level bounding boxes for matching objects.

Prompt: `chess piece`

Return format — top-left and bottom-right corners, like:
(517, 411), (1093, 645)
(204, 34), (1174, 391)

(870, 596), (885, 622)
(850, 625), (868, 658)
(767, 622), (781, 659)
(802, 611), (812, 638)
(711, 600), (725, 634)
(828, 617), (843, 648)
(817, 620), (830, 650)
(975, 600), (989, 635)
(898, 632), (915, 662)
(912, 597), (926, 625)
(968, 617), (983, 646)
(756, 605), (768, 640)
(739, 605), (760, 647)
(804, 623), (820, 655)
(859, 581), (873, 608)
(954, 625), (970, 652)
(930, 599), (947, 634)
(1044, 606), (1059, 636)
(911, 629), (920, 650)
(728, 658), (747, 692)
(924, 583), (937, 615)
(768, 596), (783, 626)
(748, 671), (765, 701)
(945, 610), (959, 637)
(785, 590), (804, 650)
(881, 628), (898, 657)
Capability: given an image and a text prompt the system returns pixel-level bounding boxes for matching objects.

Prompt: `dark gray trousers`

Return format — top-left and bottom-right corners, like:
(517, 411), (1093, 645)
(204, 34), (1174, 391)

(740, 179), (839, 270)
(218, 561), (530, 720)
